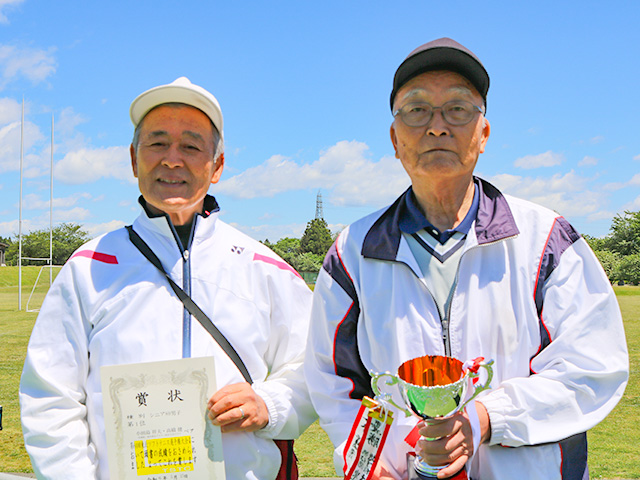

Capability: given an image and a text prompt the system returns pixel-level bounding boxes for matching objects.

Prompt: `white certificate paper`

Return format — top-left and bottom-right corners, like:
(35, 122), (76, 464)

(101, 357), (225, 480)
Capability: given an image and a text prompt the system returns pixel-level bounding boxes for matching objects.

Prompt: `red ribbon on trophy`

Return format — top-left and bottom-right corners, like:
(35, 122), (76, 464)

(343, 396), (394, 480)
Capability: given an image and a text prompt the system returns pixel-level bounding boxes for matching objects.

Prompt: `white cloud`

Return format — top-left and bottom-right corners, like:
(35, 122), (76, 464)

(226, 219), (346, 243)
(0, 207), (95, 238)
(328, 222), (347, 236)
(590, 135), (605, 144)
(54, 145), (134, 184)
(603, 181), (625, 192)
(56, 107), (88, 137)
(0, 218), (18, 237)
(53, 206), (90, 223)
(578, 156), (598, 167)
(84, 220), (127, 239)
(488, 171), (602, 217)
(21, 192), (92, 210)
(0, 0), (23, 24)
(228, 222), (307, 242)
(0, 213), (49, 237)
(22, 161), (47, 178)
(622, 195), (640, 212)
(0, 96), (21, 123)
(21, 194), (50, 210)
(514, 150), (564, 169)
(587, 210), (615, 222)
(0, 99), (91, 179)
(634, 154), (640, 161)
(216, 140), (409, 208)
(0, 119), (46, 173)
(0, 44), (56, 89)
(603, 173), (640, 191)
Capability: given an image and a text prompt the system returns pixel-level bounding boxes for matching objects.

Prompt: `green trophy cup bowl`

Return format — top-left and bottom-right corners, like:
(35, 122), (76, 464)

(371, 355), (493, 479)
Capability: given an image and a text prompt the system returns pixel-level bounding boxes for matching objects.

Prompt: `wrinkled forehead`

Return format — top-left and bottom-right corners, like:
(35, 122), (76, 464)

(139, 103), (217, 137)
(393, 70), (482, 108)
(141, 102), (210, 124)
(398, 85), (475, 102)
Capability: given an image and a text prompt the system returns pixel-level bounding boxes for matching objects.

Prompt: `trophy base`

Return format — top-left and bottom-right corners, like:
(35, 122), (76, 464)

(406, 453), (468, 480)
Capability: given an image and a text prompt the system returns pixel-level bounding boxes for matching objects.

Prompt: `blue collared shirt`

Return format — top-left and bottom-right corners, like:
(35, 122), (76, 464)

(398, 183), (480, 244)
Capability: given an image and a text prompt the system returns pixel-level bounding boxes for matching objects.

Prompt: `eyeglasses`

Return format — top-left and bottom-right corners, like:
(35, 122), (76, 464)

(393, 100), (484, 127)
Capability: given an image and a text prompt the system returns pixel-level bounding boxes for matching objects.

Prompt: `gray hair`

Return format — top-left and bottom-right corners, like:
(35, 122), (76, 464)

(132, 102), (224, 160)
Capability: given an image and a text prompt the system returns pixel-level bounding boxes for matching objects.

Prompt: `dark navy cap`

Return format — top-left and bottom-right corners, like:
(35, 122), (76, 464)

(390, 37), (490, 111)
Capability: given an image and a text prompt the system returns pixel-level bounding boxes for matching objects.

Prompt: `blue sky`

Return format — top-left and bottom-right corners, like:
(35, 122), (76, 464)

(1, 1), (640, 244)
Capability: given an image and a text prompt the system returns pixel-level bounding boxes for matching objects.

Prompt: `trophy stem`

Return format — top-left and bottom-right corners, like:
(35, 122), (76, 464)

(407, 454), (469, 480)
(414, 456), (444, 478)
(407, 453), (469, 480)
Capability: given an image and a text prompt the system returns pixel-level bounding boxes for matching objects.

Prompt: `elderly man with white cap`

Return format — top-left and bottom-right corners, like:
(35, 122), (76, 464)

(305, 38), (628, 480)
(20, 77), (316, 480)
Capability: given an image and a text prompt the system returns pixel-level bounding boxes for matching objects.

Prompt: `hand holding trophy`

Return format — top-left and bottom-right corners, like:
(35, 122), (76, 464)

(370, 355), (493, 479)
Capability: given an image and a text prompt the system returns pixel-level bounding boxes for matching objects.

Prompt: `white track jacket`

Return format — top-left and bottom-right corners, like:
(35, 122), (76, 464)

(305, 178), (629, 480)
(20, 196), (316, 480)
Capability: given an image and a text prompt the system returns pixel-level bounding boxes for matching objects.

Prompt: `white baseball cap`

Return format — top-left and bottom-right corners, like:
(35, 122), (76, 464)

(129, 76), (223, 136)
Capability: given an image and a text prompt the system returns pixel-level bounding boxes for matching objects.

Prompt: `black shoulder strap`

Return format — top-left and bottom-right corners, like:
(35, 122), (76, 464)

(126, 225), (253, 384)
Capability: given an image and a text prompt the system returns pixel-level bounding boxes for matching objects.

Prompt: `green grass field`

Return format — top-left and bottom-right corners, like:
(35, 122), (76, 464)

(1, 267), (638, 477)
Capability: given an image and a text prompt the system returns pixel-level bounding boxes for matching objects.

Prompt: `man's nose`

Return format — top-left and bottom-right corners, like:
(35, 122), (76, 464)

(426, 108), (450, 136)
(162, 144), (185, 166)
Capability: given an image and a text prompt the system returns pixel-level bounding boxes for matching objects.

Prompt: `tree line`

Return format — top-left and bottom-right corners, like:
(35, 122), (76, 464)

(1, 223), (90, 266)
(584, 210), (640, 285)
(262, 217), (334, 273)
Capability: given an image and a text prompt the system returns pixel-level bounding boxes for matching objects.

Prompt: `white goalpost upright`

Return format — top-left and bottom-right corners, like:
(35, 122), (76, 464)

(18, 106), (56, 311)
(50, 114), (54, 285)
(18, 98), (23, 310)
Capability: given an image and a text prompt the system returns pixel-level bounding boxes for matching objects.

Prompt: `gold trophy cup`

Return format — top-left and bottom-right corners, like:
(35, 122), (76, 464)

(371, 355), (493, 479)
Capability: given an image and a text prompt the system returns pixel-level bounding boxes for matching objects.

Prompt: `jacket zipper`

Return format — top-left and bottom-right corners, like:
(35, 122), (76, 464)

(443, 234), (519, 356)
(166, 217), (199, 359)
(405, 233), (518, 357)
(400, 261), (449, 355)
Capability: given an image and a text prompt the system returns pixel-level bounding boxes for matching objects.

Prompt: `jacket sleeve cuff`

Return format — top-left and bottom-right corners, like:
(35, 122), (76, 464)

(476, 391), (509, 446)
(252, 383), (281, 437)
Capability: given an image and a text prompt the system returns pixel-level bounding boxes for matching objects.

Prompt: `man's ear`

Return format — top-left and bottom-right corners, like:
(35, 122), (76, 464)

(211, 152), (225, 184)
(130, 144), (138, 178)
(479, 119), (491, 154)
(390, 124), (400, 159)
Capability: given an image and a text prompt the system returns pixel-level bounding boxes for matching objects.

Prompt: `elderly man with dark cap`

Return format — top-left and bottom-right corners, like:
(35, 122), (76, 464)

(20, 77), (316, 480)
(305, 38), (628, 480)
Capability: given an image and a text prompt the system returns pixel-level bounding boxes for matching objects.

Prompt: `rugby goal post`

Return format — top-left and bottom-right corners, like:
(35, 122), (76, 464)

(25, 258), (62, 313)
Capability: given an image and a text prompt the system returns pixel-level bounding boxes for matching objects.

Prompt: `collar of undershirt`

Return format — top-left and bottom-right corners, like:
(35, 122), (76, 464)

(399, 183), (479, 244)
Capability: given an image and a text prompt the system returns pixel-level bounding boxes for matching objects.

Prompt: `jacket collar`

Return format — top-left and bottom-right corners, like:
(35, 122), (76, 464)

(361, 177), (519, 261)
(399, 184), (479, 243)
(138, 195), (220, 220)
(134, 194), (221, 249)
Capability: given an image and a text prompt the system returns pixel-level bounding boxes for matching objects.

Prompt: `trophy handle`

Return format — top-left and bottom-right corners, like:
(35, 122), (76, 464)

(461, 359), (494, 409)
(370, 372), (413, 417)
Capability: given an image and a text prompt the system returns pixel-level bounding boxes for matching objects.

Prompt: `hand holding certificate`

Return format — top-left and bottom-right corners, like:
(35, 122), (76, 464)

(207, 382), (269, 433)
